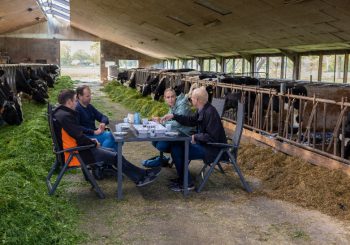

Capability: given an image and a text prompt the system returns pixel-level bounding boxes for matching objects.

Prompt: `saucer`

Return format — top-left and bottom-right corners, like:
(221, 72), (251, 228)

(165, 131), (179, 136)
(114, 131), (128, 136)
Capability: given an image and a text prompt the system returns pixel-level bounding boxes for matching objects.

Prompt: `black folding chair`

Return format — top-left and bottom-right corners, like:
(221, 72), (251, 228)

(211, 97), (226, 118)
(196, 101), (252, 193)
(210, 97), (227, 174)
(46, 103), (105, 199)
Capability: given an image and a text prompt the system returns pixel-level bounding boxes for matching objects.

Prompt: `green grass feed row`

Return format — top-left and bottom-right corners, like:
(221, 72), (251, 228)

(103, 81), (169, 117)
(0, 76), (83, 244)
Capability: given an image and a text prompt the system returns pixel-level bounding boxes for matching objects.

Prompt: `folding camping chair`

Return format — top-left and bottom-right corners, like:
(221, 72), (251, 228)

(196, 100), (252, 193)
(210, 97), (227, 174)
(46, 103), (105, 199)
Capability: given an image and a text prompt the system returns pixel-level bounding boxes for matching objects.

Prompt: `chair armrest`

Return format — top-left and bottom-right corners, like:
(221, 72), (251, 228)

(55, 144), (96, 154)
(207, 142), (232, 148)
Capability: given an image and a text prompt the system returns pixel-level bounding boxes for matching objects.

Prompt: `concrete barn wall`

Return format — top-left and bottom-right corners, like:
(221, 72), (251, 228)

(0, 37), (59, 64)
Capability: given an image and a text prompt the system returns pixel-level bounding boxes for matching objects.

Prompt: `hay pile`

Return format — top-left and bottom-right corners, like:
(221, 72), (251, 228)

(238, 143), (350, 220)
(103, 81), (168, 117)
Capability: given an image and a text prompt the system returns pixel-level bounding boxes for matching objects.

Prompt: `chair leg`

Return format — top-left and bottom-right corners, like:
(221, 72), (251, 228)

(46, 159), (59, 190)
(227, 151), (252, 193)
(198, 163), (208, 180)
(216, 162), (225, 174)
(76, 155), (105, 199)
(47, 160), (70, 195)
(196, 150), (224, 193)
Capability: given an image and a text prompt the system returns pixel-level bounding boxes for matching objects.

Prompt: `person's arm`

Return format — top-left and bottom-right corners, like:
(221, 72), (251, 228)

(173, 113), (198, 127)
(90, 105), (109, 125)
(59, 113), (96, 146)
(76, 111), (95, 135)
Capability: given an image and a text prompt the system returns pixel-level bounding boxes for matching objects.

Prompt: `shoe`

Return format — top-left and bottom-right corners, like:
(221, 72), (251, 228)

(145, 167), (161, 177)
(136, 174), (158, 187)
(167, 178), (180, 188)
(169, 177), (180, 184)
(160, 156), (170, 167)
(142, 157), (161, 168)
(169, 182), (195, 192)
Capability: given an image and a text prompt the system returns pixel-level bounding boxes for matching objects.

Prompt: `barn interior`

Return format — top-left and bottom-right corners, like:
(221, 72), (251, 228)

(2, 0), (350, 244)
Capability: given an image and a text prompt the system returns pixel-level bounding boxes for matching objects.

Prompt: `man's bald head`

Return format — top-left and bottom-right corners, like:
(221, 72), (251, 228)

(192, 86), (208, 104)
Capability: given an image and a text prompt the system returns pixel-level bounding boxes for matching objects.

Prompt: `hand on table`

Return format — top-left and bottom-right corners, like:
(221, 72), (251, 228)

(99, 123), (106, 131)
(152, 116), (160, 123)
(161, 114), (174, 123)
(94, 127), (103, 135)
(91, 138), (100, 147)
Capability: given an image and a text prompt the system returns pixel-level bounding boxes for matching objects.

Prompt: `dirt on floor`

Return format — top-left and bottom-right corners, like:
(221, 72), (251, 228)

(61, 81), (350, 245)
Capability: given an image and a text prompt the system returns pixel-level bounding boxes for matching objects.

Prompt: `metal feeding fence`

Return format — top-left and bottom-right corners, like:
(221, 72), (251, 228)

(184, 76), (350, 165)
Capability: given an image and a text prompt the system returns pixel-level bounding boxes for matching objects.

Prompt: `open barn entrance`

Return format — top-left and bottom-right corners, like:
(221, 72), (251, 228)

(60, 41), (100, 81)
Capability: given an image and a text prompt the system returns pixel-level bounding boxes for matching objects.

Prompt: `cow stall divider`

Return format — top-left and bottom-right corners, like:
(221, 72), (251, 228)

(184, 76), (350, 172)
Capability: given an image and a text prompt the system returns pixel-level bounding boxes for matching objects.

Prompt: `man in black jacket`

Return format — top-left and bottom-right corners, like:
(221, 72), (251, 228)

(54, 89), (160, 187)
(161, 87), (227, 191)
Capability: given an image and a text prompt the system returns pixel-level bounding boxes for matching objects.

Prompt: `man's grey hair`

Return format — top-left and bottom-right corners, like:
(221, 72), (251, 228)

(192, 86), (208, 103)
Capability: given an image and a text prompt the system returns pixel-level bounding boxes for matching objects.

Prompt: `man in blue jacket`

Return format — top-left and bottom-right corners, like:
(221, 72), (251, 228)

(75, 85), (118, 151)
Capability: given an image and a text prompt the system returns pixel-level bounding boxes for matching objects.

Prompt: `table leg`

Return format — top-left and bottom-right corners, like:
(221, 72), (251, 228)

(183, 139), (189, 197)
(117, 142), (123, 200)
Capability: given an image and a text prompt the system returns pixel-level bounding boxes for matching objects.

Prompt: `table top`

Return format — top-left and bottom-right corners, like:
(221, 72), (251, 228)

(112, 123), (191, 142)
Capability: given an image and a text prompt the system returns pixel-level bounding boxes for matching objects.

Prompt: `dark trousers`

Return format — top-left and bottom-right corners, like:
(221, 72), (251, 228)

(152, 141), (171, 153)
(170, 142), (205, 184)
(91, 147), (145, 183)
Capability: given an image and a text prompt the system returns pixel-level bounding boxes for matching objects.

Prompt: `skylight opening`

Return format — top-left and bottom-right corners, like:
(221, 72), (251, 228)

(36, 0), (70, 22)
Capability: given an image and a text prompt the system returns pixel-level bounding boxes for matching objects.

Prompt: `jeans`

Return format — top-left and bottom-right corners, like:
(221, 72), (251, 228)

(90, 147), (145, 183)
(170, 142), (205, 184)
(88, 131), (118, 151)
(152, 141), (171, 153)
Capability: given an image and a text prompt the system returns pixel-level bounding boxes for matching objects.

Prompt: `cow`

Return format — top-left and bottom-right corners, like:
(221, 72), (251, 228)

(220, 76), (260, 86)
(0, 70), (23, 125)
(15, 68), (47, 104)
(124, 70), (136, 88)
(142, 74), (159, 97)
(223, 82), (308, 131)
(117, 70), (128, 83)
(153, 77), (167, 101)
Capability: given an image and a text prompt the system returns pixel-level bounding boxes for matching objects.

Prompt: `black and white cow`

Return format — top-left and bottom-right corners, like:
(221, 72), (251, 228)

(15, 68), (47, 104)
(0, 70), (23, 125)
(141, 74), (159, 97)
(223, 82), (307, 130)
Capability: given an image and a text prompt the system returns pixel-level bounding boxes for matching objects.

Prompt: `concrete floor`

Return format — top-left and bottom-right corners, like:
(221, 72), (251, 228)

(62, 81), (350, 245)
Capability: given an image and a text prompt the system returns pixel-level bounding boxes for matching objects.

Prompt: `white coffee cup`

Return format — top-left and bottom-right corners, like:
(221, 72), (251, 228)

(115, 124), (121, 132)
(166, 123), (172, 132)
(127, 113), (134, 123)
(123, 117), (128, 123)
(142, 118), (148, 126)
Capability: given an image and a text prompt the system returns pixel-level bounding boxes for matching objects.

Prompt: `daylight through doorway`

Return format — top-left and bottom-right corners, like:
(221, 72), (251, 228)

(60, 41), (100, 81)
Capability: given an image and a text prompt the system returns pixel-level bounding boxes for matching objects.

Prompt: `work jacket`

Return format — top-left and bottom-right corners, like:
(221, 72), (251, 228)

(174, 102), (227, 164)
(53, 105), (97, 166)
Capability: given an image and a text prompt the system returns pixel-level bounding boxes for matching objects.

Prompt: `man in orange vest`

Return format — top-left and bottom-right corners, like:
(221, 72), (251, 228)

(53, 89), (160, 186)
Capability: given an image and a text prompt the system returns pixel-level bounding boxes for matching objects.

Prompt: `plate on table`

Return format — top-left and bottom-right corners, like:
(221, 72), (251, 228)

(165, 131), (179, 136)
(120, 123), (130, 130)
(113, 131), (128, 136)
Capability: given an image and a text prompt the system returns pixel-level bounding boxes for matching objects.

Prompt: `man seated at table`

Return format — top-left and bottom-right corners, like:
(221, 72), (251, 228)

(54, 89), (160, 186)
(143, 88), (193, 167)
(161, 86), (227, 192)
(75, 85), (118, 151)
